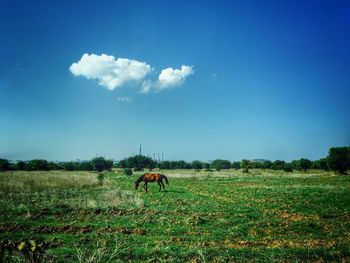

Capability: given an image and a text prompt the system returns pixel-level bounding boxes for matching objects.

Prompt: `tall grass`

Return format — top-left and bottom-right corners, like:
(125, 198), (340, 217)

(0, 171), (143, 214)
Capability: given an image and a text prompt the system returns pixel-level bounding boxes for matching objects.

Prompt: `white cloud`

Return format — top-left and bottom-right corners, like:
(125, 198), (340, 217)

(70, 53), (194, 94)
(117, 96), (131, 103)
(69, 53), (152, 90)
(141, 65), (194, 93)
(159, 65), (194, 88)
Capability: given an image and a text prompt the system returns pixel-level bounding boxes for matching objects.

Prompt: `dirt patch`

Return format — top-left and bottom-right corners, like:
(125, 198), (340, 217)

(34, 225), (93, 234)
(224, 238), (344, 249)
(273, 210), (320, 222)
(95, 226), (146, 235)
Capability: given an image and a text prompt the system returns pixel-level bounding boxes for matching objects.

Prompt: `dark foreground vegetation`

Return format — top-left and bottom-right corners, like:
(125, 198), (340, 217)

(0, 169), (349, 262)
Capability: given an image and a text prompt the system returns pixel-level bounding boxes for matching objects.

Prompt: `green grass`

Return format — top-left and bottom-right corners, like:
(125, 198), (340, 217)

(0, 169), (349, 262)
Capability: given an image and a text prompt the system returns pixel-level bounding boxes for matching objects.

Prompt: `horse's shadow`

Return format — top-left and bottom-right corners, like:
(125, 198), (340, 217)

(138, 189), (186, 194)
(161, 189), (186, 194)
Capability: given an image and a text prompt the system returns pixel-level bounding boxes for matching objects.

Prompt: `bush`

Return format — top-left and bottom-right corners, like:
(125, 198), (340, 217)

(123, 168), (133, 176)
(97, 173), (105, 185)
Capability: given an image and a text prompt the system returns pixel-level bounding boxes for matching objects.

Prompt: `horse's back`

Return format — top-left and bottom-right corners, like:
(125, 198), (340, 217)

(144, 173), (162, 182)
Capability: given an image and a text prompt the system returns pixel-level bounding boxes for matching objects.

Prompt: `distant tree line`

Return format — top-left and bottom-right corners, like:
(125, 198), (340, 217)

(1, 146), (349, 174)
(114, 146), (349, 174)
(0, 157), (113, 172)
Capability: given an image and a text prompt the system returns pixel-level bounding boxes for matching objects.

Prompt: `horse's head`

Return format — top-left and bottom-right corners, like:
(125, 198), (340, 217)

(134, 181), (139, 190)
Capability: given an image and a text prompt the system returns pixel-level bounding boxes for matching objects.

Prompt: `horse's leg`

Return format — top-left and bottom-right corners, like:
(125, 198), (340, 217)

(143, 183), (146, 191)
(158, 182), (162, 192)
(160, 178), (165, 190)
(145, 182), (148, 192)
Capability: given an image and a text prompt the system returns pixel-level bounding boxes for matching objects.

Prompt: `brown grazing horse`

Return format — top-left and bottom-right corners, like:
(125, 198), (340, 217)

(134, 173), (169, 192)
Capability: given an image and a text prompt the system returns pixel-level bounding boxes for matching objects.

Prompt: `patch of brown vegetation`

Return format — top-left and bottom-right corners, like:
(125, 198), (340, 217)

(272, 210), (320, 222)
(34, 225), (93, 234)
(133, 228), (146, 235)
(224, 238), (346, 249)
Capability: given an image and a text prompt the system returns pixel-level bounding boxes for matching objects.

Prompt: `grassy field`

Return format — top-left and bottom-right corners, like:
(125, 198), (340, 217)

(0, 169), (349, 262)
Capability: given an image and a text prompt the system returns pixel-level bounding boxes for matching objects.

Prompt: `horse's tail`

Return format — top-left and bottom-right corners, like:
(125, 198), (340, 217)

(162, 174), (169, 185)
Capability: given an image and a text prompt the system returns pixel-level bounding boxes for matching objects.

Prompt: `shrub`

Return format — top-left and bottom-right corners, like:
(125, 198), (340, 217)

(123, 168), (133, 176)
(97, 173), (105, 186)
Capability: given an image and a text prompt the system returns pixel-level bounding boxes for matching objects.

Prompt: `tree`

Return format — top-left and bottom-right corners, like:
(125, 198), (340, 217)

(252, 161), (263, 169)
(16, 161), (26, 170)
(327, 147), (350, 174)
(147, 159), (157, 171)
(26, 159), (49, 170)
(176, 160), (188, 169)
(299, 158), (312, 172)
(273, 160), (286, 170)
(311, 158), (328, 170)
(212, 159), (231, 171)
(231, 161), (241, 170)
(291, 160), (301, 170)
(117, 159), (127, 169)
(77, 161), (93, 171)
(91, 157), (113, 172)
(0, 159), (10, 171)
(283, 163), (293, 172)
(261, 160), (273, 169)
(192, 160), (203, 170)
(240, 159), (252, 172)
(158, 161), (171, 170)
(117, 155), (155, 171)
(62, 162), (77, 171)
(48, 162), (63, 170)
(318, 158), (329, 170)
(203, 162), (211, 170)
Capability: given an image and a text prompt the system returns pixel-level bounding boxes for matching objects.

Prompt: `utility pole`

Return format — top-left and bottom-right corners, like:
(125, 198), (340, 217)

(139, 144), (142, 155)
(162, 152), (164, 162)
(157, 153), (160, 162)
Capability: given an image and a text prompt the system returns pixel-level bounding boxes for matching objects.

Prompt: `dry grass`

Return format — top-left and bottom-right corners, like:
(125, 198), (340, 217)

(0, 170), (98, 191)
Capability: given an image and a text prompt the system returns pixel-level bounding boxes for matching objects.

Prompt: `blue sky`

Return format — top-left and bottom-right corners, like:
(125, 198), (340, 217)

(1, 0), (349, 162)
